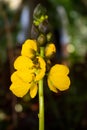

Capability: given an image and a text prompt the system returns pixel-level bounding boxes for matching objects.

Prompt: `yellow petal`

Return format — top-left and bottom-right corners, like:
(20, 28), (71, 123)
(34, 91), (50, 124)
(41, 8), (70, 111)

(17, 70), (35, 83)
(35, 68), (45, 81)
(11, 70), (35, 83)
(10, 77), (31, 97)
(50, 64), (69, 76)
(48, 64), (70, 91)
(21, 39), (37, 58)
(11, 71), (19, 83)
(14, 56), (34, 70)
(37, 56), (46, 69)
(30, 83), (38, 98)
(45, 43), (56, 58)
(47, 77), (58, 93)
(50, 74), (70, 91)
(35, 56), (46, 81)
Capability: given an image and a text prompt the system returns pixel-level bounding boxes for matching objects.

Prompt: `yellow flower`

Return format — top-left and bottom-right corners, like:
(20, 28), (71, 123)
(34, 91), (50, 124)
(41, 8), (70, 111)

(10, 49), (47, 98)
(14, 56), (34, 71)
(35, 56), (46, 81)
(10, 71), (38, 98)
(47, 64), (70, 92)
(10, 54), (46, 98)
(45, 43), (56, 58)
(21, 39), (37, 59)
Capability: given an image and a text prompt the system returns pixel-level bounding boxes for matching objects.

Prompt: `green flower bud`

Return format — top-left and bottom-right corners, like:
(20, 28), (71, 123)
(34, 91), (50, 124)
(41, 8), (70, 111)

(46, 32), (53, 42)
(38, 20), (50, 34)
(33, 4), (47, 20)
(33, 20), (39, 26)
(37, 34), (46, 46)
(31, 24), (39, 39)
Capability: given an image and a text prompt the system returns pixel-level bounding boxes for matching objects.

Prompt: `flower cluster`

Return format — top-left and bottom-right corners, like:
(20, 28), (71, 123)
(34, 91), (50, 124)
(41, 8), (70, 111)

(10, 39), (70, 98)
(10, 4), (70, 98)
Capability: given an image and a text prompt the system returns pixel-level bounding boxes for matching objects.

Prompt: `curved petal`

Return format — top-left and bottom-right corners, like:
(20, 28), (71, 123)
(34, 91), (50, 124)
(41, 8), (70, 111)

(50, 75), (70, 91)
(47, 77), (58, 93)
(21, 39), (37, 58)
(11, 71), (19, 83)
(10, 77), (31, 97)
(50, 64), (69, 76)
(17, 70), (35, 83)
(35, 68), (45, 81)
(35, 56), (46, 81)
(37, 56), (46, 69)
(11, 70), (35, 83)
(30, 83), (38, 98)
(45, 43), (56, 58)
(14, 56), (34, 70)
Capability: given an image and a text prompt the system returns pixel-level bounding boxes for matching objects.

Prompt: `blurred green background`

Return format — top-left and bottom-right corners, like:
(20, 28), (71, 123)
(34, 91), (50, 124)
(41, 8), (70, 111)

(0, 0), (87, 130)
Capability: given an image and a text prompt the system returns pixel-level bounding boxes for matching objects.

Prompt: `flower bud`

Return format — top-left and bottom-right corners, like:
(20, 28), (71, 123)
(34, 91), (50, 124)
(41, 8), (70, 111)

(37, 34), (46, 46)
(31, 24), (39, 39)
(45, 43), (56, 59)
(21, 39), (38, 59)
(46, 32), (53, 42)
(38, 20), (50, 34)
(33, 4), (47, 20)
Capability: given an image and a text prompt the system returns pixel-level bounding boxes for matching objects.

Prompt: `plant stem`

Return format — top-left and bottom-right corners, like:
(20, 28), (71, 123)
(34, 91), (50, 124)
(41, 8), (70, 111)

(39, 47), (44, 130)
(39, 79), (44, 130)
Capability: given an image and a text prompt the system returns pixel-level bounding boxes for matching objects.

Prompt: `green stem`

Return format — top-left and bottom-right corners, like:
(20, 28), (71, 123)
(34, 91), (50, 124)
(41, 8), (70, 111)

(40, 47), (44, 57)
(39, 79), (44, 130)
(39, 47), (44, 130)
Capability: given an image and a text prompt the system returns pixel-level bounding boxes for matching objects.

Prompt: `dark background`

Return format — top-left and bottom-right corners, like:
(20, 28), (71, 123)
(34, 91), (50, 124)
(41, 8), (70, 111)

(0, 0), (87, 130)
